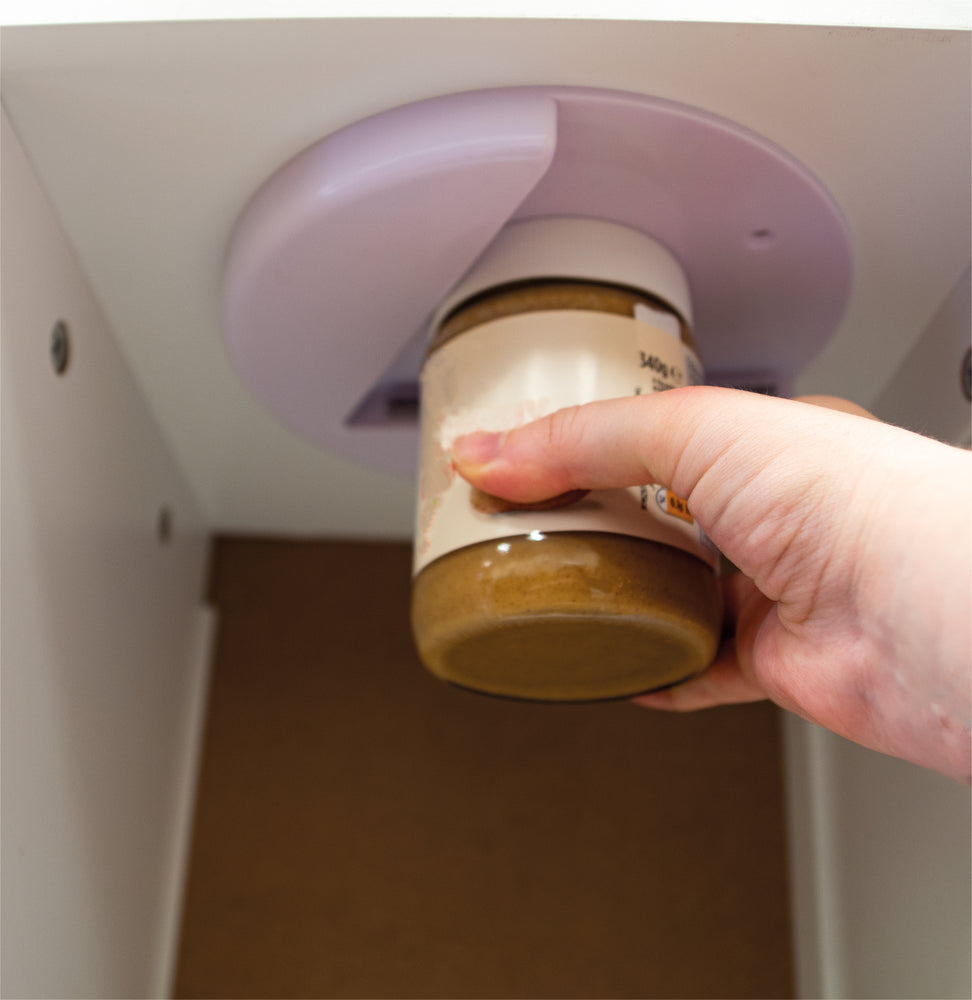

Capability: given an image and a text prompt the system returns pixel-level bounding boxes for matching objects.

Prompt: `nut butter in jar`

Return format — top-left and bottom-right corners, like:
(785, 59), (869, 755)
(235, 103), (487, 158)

(411, 218), (722, 701)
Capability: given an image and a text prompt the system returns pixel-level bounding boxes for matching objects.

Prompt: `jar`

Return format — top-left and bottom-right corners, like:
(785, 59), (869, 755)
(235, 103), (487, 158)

(411, 218), (722, 701)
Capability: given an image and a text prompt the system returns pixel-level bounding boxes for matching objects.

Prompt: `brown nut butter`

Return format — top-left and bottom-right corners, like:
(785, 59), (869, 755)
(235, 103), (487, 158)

(411, 219), (721, 701)
(411, 278), (722, 702)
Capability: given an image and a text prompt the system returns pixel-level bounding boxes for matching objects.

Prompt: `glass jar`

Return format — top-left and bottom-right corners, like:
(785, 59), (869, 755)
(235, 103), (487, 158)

(411, 219), (722, 701)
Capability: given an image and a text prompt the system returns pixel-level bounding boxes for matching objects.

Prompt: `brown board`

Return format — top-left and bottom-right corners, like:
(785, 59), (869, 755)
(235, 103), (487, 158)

(175, 537), (793, 999)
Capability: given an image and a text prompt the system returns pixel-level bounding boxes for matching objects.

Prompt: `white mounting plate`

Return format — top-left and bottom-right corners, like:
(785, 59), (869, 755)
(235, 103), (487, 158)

(223, 86), (852, 475)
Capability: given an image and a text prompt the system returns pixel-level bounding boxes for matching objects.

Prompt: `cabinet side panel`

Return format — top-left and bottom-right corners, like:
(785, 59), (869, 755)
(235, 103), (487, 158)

(1, 108), (211, 999)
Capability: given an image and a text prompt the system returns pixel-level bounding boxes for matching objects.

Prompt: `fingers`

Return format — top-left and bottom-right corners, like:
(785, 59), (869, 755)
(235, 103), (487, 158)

(633, 573), (776, 713)
(631, 642), (767, 712)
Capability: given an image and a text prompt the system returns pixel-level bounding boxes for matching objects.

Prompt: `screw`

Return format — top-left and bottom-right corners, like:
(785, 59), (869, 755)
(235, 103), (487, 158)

(746, 228), (776, 251)
(962, 347), (971, 403)
(50, 320), (70, 375)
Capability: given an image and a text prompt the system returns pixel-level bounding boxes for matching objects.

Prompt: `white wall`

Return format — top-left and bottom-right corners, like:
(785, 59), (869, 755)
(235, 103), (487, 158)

(786, 721), (972, 999)
(786, 267), (972, 1000)
(873, 266), (971, 448)
(1, 109), (213, 998)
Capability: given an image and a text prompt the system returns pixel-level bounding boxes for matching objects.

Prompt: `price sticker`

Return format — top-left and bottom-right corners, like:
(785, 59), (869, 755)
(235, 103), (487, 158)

(665, 490), (694, 524)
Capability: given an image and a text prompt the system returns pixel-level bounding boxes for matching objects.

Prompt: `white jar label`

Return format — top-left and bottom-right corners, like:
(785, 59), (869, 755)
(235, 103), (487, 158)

(413, 310), (716, 574)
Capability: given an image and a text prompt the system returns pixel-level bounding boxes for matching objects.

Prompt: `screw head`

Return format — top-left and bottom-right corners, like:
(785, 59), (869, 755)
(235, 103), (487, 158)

(746, 227), (777, 251)
(50, 320), (70, 375)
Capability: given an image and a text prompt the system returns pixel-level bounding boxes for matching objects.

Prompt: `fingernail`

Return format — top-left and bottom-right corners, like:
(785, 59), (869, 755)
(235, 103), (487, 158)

(452, 431), (504, 468)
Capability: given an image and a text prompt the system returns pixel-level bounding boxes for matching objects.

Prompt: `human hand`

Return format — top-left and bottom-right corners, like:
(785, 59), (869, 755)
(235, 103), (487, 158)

(452, 387), (972, 782)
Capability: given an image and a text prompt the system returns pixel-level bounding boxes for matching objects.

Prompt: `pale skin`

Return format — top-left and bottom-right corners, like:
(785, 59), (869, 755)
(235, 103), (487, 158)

(452, 387), (972, 783)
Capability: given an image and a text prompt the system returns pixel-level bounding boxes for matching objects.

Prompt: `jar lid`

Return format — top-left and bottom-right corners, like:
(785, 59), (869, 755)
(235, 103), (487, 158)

(432, 217), (693, 329)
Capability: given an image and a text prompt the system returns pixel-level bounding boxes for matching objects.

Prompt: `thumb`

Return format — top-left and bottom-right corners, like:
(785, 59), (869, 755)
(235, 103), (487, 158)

(452, 386), (867, 500)
(451, 386), (887, 597)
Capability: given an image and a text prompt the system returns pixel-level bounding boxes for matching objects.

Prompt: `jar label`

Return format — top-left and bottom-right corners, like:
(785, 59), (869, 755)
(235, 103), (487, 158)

(414, 310), (716, 574)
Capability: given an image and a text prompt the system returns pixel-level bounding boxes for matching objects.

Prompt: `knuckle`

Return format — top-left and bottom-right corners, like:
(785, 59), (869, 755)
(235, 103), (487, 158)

(544, 404), (585, 454)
